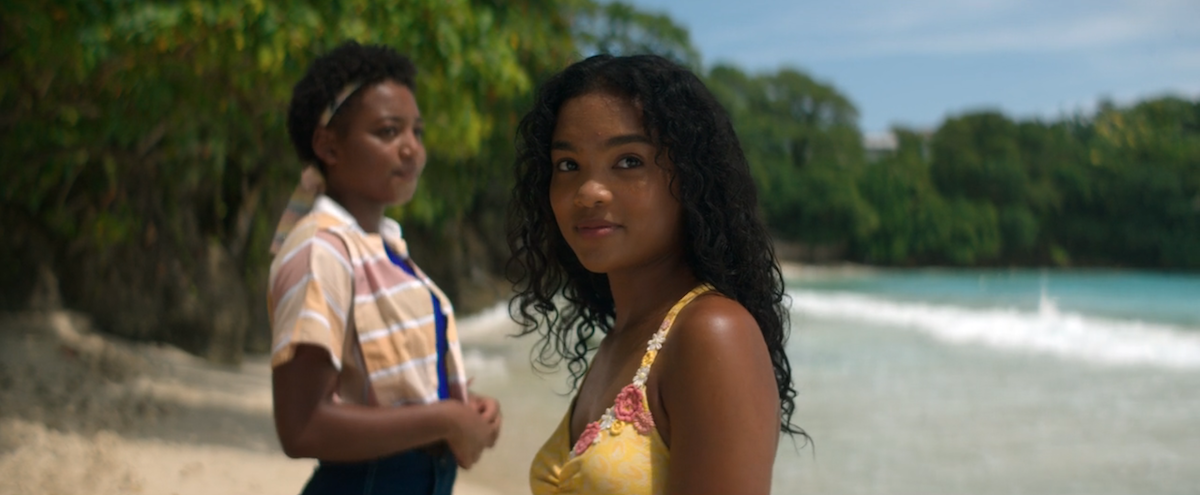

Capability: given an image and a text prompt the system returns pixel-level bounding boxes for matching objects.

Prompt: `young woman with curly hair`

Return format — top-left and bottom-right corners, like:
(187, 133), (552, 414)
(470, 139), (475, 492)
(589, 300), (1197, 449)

(268, 41), (500, 495)
(511, 54), (806, 495)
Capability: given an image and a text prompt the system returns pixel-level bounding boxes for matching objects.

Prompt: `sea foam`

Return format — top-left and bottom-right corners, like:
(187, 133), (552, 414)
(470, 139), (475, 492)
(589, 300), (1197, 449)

(787, 289), (1200, 369)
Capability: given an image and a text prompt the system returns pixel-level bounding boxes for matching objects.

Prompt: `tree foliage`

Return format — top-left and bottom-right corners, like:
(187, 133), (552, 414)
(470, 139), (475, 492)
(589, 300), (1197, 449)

(851, 100), (1200, 267)
(1, 0), (576, 359)
(706, 65), (876, 245)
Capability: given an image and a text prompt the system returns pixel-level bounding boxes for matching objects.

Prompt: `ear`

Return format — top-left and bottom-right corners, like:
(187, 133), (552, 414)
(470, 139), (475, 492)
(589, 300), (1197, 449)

(312, 127), (339, 169)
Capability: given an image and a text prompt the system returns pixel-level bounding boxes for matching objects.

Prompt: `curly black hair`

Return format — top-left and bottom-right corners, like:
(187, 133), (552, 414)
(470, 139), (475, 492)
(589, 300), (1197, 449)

(287, 41), (417, 170)
(507, 54), (805, 437)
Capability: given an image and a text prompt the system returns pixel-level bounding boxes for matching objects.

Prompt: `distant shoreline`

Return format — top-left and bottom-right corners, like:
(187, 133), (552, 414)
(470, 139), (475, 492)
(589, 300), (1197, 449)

(779, 260), (877, 281)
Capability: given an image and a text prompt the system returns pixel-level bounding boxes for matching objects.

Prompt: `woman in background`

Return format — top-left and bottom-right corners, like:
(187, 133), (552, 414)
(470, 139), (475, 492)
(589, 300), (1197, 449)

(510, 54), (807, 494)
(268, 41), (500, 495)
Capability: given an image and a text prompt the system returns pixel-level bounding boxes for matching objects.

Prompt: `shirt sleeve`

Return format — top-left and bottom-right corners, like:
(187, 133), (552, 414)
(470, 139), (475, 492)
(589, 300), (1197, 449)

(267, 229), (353, 369)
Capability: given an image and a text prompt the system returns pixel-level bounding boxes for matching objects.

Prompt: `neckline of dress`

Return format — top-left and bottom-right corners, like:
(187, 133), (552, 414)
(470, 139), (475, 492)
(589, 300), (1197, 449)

(565, 283), (715, 457)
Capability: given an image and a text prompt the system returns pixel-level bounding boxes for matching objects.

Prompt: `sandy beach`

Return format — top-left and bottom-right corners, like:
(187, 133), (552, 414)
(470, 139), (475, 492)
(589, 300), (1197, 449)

(0, 309), (514, 495)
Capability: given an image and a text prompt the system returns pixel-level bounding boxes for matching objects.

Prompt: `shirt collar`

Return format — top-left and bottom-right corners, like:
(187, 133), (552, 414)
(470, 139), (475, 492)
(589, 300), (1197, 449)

(313, 195), (405, 243)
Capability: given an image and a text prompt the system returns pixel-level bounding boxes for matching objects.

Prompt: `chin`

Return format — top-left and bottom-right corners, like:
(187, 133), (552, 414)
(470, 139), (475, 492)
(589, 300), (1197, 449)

(572, 253), (615, 275)
(387, 189), (418, 207)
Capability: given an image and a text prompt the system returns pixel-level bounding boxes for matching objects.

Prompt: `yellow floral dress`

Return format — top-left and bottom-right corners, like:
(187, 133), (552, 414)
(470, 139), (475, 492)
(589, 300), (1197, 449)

(529, 284), (715, 494)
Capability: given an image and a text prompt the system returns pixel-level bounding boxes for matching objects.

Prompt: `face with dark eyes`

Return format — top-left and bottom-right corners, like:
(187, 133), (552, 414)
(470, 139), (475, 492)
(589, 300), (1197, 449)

(316, 79), (426, 208)
(548, 91), (686, 275)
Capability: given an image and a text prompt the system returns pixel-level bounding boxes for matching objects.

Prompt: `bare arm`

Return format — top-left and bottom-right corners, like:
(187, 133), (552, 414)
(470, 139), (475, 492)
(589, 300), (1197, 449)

(658, 298), (781, 495)
(272, 344), (495, 467)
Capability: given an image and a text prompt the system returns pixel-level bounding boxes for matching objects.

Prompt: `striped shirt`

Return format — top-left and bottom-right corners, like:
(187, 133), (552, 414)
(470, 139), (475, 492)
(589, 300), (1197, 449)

(268, 196), (468, 406)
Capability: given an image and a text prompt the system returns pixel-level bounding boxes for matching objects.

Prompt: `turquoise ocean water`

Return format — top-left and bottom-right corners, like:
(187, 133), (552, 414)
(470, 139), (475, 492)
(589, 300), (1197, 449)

(457, 269), (1200, 494)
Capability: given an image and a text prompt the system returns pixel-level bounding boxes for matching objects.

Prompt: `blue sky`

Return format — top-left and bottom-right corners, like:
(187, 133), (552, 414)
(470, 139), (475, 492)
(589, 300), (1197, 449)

(621, 0), (1200, 134)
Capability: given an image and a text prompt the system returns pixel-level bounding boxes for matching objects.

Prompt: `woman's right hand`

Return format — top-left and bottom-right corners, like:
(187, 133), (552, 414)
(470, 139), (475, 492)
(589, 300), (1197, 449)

(445, 401), (494, 469)
(470, 393), (502, 446)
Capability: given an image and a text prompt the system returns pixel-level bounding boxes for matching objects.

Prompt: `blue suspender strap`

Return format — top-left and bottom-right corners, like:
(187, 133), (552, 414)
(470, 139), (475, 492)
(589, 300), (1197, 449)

(384, 244), (451, 401)
(432, 295), (450, 400)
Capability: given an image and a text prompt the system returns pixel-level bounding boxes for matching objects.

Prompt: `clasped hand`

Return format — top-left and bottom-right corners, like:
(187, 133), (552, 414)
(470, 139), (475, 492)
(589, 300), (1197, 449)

(446, 392), (501, 469)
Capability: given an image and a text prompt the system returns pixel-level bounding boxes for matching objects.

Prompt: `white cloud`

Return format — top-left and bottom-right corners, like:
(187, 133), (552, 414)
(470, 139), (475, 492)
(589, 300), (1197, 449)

(695, 0), (1198, 62)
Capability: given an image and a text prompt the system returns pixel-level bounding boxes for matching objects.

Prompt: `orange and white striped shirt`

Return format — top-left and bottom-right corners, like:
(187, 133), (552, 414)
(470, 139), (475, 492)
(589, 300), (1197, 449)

(268, 196), (468, 406)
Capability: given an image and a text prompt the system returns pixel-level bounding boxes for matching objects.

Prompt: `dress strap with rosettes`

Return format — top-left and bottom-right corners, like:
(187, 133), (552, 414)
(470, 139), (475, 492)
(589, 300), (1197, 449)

(570, 283), (716, 457)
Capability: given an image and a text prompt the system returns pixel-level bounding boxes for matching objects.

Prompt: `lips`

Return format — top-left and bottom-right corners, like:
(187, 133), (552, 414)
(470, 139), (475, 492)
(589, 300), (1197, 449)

(390, 166), (417, 180)
(574, 219), (619, 238)
(392, 158), (423, 177)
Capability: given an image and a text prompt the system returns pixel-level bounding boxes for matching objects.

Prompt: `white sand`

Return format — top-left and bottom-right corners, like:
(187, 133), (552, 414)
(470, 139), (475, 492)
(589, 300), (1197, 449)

(0, 310), (503, 495)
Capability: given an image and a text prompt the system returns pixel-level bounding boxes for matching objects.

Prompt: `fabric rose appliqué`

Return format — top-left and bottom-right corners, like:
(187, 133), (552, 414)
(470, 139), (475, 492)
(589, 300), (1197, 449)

(573, 421), (602, 457)
(613, 384), (656, 435)
(632, 409), (655, 435)
(613, 384), (644, 422)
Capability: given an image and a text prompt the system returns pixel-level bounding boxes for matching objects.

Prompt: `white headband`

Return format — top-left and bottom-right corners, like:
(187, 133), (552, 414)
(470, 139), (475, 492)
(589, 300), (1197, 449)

(318, 82), (363, 127)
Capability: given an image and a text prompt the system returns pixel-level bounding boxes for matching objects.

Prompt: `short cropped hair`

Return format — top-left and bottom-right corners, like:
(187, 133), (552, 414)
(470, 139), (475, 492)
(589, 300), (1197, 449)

(286, 41), (417, 169)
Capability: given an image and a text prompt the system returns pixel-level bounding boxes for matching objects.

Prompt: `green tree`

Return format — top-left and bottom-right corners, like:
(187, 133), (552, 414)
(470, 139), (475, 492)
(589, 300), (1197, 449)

(1, 0), (576, 362)
(707, 65), (875, 246)
(929, 111), (1032, 261)
(857, 129), (935, 263)
(1062, 97), (1200, 267)
(855, 128), (1003, 265)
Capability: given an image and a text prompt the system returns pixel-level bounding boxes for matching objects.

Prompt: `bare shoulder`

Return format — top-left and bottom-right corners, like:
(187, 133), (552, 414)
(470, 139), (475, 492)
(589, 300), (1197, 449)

(652, 291), (780, 457)
(663, 293), (767, 360)
(655, 293), (775, 394)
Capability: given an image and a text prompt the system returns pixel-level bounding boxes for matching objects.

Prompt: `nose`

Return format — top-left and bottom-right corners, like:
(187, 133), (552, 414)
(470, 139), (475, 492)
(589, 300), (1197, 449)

(399, 130), (421, 158)
(574, 177), (612, 208)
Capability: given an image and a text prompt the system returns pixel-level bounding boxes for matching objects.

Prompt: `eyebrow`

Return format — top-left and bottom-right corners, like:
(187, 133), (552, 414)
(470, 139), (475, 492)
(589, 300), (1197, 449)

(551, 133), (652, 151)
(374, 115), (423, 125)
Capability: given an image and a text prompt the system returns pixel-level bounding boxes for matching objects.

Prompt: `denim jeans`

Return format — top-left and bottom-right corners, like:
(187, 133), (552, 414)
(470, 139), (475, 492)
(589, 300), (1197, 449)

(299, 448), (457, 495)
